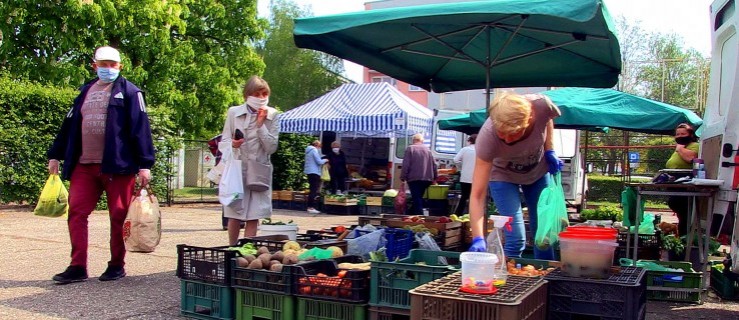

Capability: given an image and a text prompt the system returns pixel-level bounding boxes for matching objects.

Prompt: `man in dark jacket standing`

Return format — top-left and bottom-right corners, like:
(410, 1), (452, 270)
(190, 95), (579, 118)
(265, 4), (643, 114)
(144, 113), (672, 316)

(400, 133), (437, 215)
(47, 46), (156, 284)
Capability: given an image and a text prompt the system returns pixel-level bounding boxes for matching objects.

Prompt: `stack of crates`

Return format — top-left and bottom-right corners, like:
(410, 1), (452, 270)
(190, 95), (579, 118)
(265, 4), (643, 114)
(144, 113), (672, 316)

(544, 267), (647, 320)
(230, 250), (296, 320)
(409, 271), (548, 320)
(369, 250), (461, 320)
(292, 191), (308, 211)
(361, 196), (383, 216)
(177, 244), (239, 320)
(614, 231), (662, 262)
(381, 196), (395, 214)
(642, 260), (702, 303)
(277, 191), (293, 210)
(711, 262), (739, 300)
(292, 258), (370, 320)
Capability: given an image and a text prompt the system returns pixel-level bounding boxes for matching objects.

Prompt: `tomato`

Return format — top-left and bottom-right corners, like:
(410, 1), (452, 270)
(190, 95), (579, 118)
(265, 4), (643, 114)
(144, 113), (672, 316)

(337, 270), (348, 278)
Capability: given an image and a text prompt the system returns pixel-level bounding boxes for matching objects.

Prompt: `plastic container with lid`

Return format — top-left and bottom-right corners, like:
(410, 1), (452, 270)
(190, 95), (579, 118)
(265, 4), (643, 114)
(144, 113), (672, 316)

(459, 252), (499, 294)
(559, 227), (618, 279)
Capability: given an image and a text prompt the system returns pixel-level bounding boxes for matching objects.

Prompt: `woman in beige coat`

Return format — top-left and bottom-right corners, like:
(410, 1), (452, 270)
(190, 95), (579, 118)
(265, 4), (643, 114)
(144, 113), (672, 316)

(219, 76), (280, 245)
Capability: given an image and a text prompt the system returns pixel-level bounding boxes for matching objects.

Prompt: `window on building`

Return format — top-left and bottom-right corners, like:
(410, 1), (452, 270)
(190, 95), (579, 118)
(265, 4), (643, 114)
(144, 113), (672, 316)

(372, 76), (397, 86)
(408, 84), (424, 91)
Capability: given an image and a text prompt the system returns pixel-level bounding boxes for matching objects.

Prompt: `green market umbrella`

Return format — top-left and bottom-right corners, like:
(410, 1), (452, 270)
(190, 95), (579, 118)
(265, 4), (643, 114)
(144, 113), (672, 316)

(294, 0), (622, 107)
(437, 88), (702, 135)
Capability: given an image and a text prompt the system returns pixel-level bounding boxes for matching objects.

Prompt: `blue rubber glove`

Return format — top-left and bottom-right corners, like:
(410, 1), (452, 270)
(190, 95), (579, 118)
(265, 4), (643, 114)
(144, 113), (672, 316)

(544, 150), (563, 175)
(468, 236), (487, 252)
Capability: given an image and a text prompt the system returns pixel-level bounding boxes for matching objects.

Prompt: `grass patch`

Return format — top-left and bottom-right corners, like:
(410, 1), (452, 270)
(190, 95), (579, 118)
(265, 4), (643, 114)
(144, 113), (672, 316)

(587, 200), (669, 210)
(174, 187), (217, 198)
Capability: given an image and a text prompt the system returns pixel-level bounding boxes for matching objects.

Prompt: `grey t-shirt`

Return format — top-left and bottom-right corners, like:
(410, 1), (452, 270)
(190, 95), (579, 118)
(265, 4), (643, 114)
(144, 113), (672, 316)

(476, 94), (560, 185)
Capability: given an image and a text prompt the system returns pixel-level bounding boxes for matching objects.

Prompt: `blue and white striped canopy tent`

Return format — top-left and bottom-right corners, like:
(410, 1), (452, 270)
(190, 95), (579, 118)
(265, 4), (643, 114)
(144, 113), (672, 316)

(280, 82), (433, 137)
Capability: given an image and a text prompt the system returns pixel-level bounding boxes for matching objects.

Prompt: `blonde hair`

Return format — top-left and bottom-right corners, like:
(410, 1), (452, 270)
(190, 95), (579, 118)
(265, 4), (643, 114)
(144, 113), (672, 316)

(243, 75), (271, 99)
(331, 141), (341, 148)
(311, 140), (321, 147)
(488, 92), (532, 136)
(412, 133), (424, 143)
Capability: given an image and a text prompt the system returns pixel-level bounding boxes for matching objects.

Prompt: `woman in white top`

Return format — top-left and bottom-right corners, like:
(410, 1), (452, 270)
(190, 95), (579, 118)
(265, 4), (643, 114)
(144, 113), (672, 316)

(453, 134), (477, 215)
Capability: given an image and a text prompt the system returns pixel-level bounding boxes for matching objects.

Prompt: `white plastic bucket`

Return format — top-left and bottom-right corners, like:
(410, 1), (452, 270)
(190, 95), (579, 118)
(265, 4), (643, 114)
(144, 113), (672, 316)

(460, 252), (499, 292)
(559, 237), (618, 278)
(257, 224), (299, 241)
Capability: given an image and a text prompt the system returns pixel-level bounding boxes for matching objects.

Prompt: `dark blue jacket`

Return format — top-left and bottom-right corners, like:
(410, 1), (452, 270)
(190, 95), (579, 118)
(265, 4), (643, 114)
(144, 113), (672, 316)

(47, 76), (156, 180)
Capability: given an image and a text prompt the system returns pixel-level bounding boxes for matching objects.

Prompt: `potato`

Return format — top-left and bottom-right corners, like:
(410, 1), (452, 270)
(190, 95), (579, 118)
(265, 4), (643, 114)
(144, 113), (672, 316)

(270, 263), (284, 272)
(258, 253), (272, 267)
(271, 251), (285, 262)
(257, 246), (271, 256)
(248, 258), (263, 269)
(326, 246), (344, 258)
(283, 253), (299, 265)
(236, 257), (249, 267)
(243, 254), (257, 264)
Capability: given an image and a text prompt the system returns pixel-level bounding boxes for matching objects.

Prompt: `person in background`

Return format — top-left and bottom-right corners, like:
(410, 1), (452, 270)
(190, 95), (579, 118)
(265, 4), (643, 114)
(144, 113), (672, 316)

(665, 123), (699, 236)
(219, 76), (280, 245)
(304, 140), (327, 214)
(326, 141), (349, 195)
(467, 92), (563, 260)
(453, 134), (478, 215)
(400, 133), (437, 215)
(47, 46), (155, 284)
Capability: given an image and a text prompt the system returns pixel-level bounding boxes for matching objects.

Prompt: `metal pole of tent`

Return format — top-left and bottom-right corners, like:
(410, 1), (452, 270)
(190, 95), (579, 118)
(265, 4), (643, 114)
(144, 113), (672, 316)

(581, 130), (590, 210)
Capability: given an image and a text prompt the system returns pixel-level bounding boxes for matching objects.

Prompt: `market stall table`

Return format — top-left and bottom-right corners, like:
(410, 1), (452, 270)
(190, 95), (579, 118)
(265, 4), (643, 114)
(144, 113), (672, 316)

(626, 183), (719, 289)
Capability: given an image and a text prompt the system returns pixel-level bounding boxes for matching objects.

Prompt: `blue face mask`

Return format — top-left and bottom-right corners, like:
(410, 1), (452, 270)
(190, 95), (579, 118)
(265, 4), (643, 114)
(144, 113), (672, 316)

(96, 67), (120, 83)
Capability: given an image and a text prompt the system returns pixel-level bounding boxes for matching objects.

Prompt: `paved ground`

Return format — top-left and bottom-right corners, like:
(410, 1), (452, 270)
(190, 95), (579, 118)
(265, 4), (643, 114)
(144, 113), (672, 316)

(0, 204), (737, 319)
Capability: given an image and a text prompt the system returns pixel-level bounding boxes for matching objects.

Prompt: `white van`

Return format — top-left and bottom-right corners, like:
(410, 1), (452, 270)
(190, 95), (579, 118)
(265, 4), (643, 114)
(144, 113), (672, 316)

(704, 0), (739, 272)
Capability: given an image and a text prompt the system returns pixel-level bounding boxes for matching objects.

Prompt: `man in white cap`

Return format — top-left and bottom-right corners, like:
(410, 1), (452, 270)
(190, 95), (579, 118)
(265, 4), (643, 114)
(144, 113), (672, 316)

(47, 46), (156, 284)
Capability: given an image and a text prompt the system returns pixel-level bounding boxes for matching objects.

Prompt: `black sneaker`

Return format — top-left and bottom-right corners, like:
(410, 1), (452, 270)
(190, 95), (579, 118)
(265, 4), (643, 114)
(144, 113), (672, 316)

(99, 265), (126, 281)
(52, 266), (88, 284)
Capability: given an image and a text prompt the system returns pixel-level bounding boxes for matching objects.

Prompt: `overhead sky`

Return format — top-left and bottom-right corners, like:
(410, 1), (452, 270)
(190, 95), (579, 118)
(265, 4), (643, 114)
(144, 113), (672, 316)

(258, 0), (715, 83)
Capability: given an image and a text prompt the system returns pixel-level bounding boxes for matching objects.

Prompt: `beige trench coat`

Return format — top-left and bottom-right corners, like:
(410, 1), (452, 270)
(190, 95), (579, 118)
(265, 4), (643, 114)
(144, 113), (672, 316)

(219, 104), (280, 220)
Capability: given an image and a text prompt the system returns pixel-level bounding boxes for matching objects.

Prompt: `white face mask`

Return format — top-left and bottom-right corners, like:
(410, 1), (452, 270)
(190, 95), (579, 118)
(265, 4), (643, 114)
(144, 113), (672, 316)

(332, 148), (340, 154)
(246, 96), (269, 109)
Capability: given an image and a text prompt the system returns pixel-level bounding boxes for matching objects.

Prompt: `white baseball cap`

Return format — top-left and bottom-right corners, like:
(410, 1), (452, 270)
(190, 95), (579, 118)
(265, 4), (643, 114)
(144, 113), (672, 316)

(94, 46), (121, 62)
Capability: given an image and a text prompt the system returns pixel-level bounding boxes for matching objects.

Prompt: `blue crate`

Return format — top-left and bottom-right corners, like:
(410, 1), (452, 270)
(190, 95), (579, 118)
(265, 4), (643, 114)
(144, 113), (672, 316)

(354, 228), (414, 261)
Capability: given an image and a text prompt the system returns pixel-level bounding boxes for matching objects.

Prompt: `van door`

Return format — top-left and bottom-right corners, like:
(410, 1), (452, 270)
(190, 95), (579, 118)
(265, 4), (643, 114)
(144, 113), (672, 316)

(553, 129), (587, 211)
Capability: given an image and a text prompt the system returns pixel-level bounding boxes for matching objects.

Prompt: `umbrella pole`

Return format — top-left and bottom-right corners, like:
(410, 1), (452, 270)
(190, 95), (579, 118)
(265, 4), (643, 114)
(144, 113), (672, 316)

(485, 27), (492, 110)
(581, 130), (590, 211)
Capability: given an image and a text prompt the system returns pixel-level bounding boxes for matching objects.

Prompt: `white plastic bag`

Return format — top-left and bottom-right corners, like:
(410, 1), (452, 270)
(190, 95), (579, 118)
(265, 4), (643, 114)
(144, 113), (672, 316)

(347, 228), (385, 260)
(218, 149), (243, 206)
(123, 189), (162, 253)
(206, 161), (225, 184)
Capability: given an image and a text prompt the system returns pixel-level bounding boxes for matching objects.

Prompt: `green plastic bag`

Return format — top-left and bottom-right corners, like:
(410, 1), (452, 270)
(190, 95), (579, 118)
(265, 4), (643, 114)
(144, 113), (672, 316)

(621, 186), (645, 227)
(637, 213), (656, 234)
(535, 173), (569, 250)
(34, 174), (69, 217)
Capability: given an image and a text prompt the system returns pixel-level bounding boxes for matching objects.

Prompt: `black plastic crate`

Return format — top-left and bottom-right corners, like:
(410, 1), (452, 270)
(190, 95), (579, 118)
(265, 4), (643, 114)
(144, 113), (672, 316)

(617, 231), (661, 247)
(293, 260), (370, 303)
(368, 305), (410, 320)
(177, 244), (237, 285)
(545, 267), (647, 320)
(230, 258), (295, 294)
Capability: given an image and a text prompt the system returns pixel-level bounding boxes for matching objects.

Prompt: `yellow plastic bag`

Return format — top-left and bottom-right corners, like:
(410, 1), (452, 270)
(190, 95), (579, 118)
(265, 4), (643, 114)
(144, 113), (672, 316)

(321, 164), (331, 182)
(34, 174), (69, 217)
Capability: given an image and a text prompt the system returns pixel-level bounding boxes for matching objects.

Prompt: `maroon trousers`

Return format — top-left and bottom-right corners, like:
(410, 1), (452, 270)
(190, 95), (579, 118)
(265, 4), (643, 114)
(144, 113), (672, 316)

(67, 164), (136, 268)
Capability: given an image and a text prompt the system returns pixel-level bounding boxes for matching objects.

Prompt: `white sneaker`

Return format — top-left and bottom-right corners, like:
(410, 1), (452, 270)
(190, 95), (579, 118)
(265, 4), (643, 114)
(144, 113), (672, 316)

(307, 208), (321, 214)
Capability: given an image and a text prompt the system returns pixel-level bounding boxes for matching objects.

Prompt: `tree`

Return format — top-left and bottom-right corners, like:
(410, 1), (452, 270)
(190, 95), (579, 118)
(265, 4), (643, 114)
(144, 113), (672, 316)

(637, 34), (710, 112)
(259, 0), (345, 111)
(0, 0), (266, 139)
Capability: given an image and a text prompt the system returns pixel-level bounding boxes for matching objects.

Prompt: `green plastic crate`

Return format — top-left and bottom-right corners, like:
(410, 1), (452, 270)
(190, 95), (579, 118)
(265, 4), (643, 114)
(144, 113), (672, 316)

(643, 260), (702, 303)
(180, 280), (234, 320)
(296, 298), (366, 320)
(711, 264), (739, 300)
(235, 289), (294, 320)
(370, 250), (460, 309)
(422, 185), (449, 199)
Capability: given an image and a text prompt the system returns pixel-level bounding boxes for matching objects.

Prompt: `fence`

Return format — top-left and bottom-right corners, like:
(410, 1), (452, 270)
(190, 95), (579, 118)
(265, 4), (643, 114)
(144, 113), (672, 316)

(168, 139), (219, 204)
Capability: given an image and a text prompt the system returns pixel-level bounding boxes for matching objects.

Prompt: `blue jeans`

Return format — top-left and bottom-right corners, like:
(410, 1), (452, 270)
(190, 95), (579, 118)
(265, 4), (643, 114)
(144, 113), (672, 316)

(489, 174), (554, 260)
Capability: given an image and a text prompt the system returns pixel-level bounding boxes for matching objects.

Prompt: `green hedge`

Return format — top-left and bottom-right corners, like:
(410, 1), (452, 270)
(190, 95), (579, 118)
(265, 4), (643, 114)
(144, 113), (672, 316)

(272, 133), (314, 191)
(587, 175), (665, 205)
(0, 76), (175, 205)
